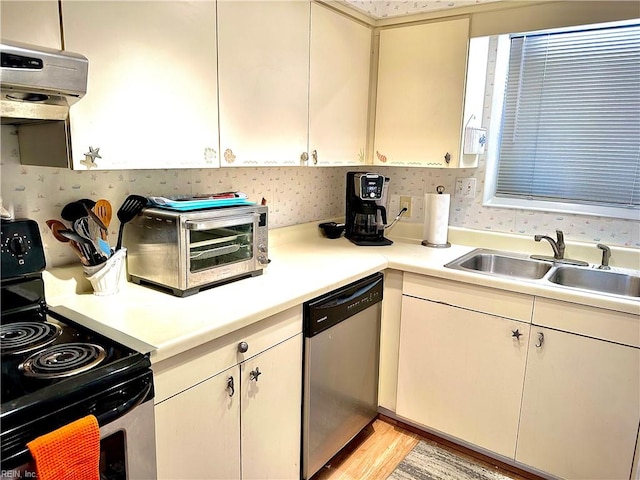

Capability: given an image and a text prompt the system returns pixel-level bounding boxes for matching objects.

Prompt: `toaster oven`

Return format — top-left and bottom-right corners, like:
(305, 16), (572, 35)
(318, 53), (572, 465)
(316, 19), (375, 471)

(124, 205), (268, 296)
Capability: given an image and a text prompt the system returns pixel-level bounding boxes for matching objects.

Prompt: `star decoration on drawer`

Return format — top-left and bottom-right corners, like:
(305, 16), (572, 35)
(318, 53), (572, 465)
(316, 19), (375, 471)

(80, 146), (101, 169)
(511, 329), (523, 340)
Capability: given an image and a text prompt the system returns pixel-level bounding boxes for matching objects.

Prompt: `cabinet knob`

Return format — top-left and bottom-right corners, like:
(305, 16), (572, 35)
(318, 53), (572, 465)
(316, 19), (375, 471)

(226, 376), (235, 397)
(444, 152), (451, 164)
(511, 329), (523, 341)
(312, 149), (318, 165)
(81, 146), (101, 169)
(535, 332), (545, 348)
(238, 341), (249, 353)
(300, 152), (309, 163)
(250, 367), (262, 382)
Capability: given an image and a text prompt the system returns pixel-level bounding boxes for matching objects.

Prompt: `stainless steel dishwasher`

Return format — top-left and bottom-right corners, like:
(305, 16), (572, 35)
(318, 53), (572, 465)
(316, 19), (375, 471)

(302, 272), (383, 479)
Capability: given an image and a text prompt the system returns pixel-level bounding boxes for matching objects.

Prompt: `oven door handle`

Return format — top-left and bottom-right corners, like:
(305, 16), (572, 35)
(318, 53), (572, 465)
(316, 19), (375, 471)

(185, 213), (258, 231)
(96, 382), (152, 426)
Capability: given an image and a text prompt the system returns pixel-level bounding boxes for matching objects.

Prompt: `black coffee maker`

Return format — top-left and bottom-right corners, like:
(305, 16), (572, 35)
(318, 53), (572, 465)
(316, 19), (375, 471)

(345, 172), (393, 246)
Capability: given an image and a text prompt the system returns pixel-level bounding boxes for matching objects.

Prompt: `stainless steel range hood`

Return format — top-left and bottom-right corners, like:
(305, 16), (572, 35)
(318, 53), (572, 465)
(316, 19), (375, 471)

(1, 40), (88, 123)
(1, 40), (88, 168)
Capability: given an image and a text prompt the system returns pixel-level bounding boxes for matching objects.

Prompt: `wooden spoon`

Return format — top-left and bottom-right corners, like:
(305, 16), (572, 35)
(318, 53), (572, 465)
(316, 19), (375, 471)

(46, 219), (89, 265)
(93, 199), (113, 240)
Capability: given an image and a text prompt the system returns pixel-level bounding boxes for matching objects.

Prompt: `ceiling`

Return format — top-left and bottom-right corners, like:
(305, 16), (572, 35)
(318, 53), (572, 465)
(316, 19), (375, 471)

(341, 0), (504, 19)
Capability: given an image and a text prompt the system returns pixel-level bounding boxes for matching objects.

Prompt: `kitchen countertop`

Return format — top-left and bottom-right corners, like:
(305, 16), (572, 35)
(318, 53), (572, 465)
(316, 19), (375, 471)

(44, 223), (640, 364)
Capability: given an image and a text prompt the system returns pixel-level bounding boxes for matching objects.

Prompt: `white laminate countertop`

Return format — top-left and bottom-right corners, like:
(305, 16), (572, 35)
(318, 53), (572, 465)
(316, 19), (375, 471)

(44, 224), (640, 364)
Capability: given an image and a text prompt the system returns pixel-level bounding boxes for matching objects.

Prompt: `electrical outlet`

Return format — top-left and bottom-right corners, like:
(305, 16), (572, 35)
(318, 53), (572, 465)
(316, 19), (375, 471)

(400, 196), (412, 218)
(455, 178), (477, 199)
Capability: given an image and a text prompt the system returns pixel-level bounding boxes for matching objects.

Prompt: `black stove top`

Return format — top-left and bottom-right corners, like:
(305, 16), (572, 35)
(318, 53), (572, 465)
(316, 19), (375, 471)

(1, 305), (144, 406)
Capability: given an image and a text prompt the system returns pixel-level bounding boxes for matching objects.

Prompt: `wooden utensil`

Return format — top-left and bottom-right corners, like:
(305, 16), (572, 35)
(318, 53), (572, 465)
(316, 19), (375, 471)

(115, 195), (147, 250)
(46, 219), (89, 265)
(93, 199), (113, 240)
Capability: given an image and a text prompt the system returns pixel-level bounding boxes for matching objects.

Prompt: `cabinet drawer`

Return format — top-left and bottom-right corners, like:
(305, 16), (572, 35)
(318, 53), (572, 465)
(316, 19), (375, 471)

(403, 273), (533, 322)
(533, 298), (640, 348)
(153, 306), (302, 403)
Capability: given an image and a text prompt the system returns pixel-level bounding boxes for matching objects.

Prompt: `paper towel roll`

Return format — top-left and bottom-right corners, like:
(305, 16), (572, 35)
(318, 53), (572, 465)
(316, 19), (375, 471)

(423, 193), (450, 246)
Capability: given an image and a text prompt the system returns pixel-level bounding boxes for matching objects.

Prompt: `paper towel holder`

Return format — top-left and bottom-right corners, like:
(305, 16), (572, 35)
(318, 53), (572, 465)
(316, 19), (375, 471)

(421, 185), (451, 248)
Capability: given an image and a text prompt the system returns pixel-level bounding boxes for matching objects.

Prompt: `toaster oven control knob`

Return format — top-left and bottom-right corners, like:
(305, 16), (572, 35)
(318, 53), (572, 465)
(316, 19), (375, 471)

(258, 244), (267, 253)
(258, 255), (269, 265)
(238, 341), (249, 354)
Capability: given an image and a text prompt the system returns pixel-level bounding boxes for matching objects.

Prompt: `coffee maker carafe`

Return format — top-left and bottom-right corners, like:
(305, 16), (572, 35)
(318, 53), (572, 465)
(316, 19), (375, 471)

(345, 172), (393, 246)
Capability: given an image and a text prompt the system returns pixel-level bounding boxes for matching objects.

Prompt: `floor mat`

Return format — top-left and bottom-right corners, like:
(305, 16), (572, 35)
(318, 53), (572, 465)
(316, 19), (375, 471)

(387, 440), (514, 480)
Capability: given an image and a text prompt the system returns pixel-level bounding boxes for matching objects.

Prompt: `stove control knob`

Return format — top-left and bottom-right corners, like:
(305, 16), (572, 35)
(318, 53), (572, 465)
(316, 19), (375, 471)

(9, 236), (27, 256)
(258, 244), (267, 253)
(258, 255), (269, 265)
(238, 341), (249, 354)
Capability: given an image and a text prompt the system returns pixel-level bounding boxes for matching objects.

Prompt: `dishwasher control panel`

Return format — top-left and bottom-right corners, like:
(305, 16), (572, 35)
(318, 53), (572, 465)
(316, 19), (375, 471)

(303, 272), (383, 337)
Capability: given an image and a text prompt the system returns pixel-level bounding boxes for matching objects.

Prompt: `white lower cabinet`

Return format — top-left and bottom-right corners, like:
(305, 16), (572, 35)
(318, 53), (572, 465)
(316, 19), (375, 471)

(241, 337), (302, 480)
(397, 295), (529, 458)
(397, 274), (640, 480)
(153, 307), (302, 480)
(155, 365), (240, 479)
(516, 326), (640, 480)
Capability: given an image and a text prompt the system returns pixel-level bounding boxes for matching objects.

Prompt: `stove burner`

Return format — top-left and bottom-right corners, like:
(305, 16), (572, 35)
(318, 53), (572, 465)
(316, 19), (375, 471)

(20, 343), (107, 379)
(0, 322), (62, 355)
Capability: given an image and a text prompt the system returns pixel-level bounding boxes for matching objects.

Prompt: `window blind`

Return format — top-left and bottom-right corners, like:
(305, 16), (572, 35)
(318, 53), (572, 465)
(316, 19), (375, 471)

(496, 23), (640, 211)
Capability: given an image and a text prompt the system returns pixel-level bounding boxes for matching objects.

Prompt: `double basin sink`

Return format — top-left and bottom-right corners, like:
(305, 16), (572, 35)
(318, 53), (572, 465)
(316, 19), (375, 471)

(445, 249), (640, 299)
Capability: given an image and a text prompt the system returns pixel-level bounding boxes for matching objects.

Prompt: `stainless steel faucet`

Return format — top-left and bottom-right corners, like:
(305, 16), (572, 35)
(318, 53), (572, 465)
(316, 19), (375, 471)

(531, 230), (589, 266)
(534, 230), (565, 260)
(597, 244), (611, 270)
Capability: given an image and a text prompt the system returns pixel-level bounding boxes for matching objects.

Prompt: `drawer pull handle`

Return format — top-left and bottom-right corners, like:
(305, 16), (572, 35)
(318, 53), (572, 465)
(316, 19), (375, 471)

(226, 376), (235, 397)
(238, 341), (249, 353)
(250, 367), (262, 382)
(536, 332), (545, 348)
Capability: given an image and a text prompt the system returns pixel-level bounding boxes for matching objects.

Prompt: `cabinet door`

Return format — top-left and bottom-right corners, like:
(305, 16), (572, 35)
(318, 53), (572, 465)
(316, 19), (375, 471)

(1, 0), (61, 48)
(241, 334), (302, 480)
(155, 365), (240, 480)
(517, 327), (640, 480)
(62, 1), (219, 170)
(374, 18), (469, 167)
(217, 1), (310, 167)
(308, 3), (371, 166)
(397, 296), (529, 458)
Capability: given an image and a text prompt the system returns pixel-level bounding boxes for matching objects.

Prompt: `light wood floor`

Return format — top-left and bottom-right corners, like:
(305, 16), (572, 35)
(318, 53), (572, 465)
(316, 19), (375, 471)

(310, 417), (541, 480)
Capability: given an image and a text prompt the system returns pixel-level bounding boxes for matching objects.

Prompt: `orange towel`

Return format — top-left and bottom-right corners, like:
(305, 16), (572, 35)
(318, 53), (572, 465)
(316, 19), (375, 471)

(27, 414), (100, 480)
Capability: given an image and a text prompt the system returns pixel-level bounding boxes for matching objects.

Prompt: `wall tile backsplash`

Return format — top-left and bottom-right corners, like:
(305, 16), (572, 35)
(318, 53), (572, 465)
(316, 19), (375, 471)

(3, 125), (637, 269)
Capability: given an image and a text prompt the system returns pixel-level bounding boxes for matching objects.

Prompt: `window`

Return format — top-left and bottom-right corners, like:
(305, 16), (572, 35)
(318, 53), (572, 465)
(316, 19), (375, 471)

(486, 21), (640, 220)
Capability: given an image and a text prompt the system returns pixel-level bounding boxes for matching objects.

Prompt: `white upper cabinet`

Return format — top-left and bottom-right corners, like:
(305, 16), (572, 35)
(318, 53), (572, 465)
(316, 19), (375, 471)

(1, 0), (61, 48)
(374, 18), (470, 167)
(218, 0), (310, 167)
(308, 3), (371, 167)
(61, 1), (219, 170)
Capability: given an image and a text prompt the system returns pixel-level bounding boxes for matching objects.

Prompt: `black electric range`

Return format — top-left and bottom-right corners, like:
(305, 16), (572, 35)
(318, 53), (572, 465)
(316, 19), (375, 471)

(0, 219), (154, 473)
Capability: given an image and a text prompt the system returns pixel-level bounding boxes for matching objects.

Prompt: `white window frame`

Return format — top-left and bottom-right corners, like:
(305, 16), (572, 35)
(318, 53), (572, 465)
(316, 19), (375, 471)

(482, 22), (640, 221)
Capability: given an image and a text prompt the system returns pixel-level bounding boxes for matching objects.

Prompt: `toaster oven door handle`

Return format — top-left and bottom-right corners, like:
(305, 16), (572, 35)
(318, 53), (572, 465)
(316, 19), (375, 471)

(185, 213), (258, 231)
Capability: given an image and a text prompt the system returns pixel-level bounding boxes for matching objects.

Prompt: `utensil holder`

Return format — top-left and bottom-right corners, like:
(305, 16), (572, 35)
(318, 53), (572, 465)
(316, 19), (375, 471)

(83, 248), (126, 296)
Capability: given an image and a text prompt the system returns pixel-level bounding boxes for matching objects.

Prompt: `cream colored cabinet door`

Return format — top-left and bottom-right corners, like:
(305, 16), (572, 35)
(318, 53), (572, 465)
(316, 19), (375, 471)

(397, 296), (529, 458)
(218, 1), (310, 167)
(516, 326), (640, 480)
(1, 0), (61, 48)
(155, 365), (241, 480)
(241, 334), (302, 480)
(374, 18), (469, 167)
(61, 1), (219, 170)
(308, 3), (371, 167)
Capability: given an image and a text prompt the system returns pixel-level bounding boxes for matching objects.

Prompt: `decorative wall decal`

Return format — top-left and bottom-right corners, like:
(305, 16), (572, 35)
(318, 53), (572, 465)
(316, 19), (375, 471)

(81, 146), (101, 169)
(376, 151), (387, 163)
(223, 148), (236, 164)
